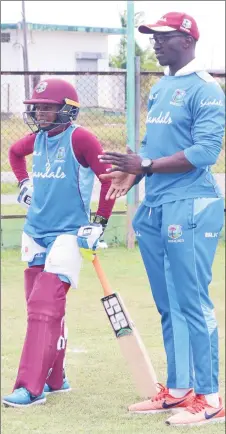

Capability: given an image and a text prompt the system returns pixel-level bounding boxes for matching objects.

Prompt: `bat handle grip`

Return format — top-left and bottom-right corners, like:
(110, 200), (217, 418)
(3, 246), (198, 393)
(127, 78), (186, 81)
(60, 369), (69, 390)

(92, 255), (112, 296)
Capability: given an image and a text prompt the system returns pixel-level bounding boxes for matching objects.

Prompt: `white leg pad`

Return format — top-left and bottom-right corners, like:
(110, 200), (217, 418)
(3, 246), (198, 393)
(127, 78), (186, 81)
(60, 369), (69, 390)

(44, 234), (82, 289)
(21, 232), (46, 262)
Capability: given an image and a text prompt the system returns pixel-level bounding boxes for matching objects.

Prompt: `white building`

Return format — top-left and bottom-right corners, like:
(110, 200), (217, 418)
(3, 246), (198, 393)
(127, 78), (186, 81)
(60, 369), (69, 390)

(1, 22), (126, 113)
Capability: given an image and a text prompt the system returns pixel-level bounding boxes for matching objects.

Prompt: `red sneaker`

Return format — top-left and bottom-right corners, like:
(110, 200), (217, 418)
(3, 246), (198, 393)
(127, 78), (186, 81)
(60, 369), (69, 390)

(128, 384), (194, 414)
(166, 394), (225, 426)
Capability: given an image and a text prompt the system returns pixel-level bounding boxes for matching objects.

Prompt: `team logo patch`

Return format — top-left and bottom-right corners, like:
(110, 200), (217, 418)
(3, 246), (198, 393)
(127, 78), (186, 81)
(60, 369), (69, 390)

(56, 147), (65, 160)
(168, 225), (182, 239)
(36, 81), (48, 93)
(180, 18), (192, 32)
(170, 89), (186, 106)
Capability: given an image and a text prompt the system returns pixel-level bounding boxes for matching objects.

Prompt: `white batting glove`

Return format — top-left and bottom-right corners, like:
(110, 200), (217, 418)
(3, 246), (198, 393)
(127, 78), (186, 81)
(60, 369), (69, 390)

(77, 224), (103, 251)
(17, 179), (33, 209)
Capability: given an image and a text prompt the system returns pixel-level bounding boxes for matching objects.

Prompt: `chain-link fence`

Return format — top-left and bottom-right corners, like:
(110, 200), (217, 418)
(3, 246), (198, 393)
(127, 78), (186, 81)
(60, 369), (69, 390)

(1, 70), (225, 198)
(1, 72), (127, 187)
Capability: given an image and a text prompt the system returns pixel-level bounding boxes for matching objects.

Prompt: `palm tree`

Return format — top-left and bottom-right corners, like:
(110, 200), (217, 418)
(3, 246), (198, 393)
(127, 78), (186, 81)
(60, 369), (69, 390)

(109, 10), (162, 71)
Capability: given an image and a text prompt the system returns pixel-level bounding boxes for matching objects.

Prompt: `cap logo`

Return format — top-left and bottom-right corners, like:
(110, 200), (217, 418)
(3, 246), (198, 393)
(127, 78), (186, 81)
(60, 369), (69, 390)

(181, 18), (192, 31)
(36, 81), (48, 93)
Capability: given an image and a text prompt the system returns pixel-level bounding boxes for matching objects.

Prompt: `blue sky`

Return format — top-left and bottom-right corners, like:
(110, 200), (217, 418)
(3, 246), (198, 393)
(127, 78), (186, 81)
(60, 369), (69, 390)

(1, 1), (225, 69)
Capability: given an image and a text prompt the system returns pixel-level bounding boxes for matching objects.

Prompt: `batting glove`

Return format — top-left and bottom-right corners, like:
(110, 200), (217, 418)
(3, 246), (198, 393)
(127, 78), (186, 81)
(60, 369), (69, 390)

(17, 178), (33, 209)
(77, 223), (104, 251)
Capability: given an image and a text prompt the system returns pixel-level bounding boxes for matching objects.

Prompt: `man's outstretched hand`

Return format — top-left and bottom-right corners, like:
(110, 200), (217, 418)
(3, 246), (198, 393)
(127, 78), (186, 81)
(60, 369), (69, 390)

(99, 171), (136, 200)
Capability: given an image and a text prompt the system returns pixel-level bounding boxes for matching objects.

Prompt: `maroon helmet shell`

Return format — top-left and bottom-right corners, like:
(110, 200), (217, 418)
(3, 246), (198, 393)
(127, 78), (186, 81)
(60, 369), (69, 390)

(23, 78), (79, 105)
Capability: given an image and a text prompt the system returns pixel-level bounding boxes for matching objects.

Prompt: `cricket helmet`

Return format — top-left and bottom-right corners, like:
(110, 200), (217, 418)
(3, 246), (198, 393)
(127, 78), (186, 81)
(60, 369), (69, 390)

(23, 78), (80, 132)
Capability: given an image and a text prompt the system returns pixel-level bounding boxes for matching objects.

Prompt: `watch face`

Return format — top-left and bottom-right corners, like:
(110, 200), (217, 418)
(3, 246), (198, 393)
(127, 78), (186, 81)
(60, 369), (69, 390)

(142, 158), (152, 168)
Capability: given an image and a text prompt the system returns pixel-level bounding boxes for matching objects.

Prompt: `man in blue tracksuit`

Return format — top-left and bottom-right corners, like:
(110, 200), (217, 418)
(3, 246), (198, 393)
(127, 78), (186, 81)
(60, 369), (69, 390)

(99, 12), (225, 427)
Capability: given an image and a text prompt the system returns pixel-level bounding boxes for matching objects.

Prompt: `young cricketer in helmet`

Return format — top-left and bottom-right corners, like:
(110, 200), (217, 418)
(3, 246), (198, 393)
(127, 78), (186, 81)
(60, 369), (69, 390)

(3, 78), (115, 407)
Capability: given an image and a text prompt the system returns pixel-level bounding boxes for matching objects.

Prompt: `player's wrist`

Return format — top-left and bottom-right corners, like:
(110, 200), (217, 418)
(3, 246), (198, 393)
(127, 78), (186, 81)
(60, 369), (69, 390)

(93, 215), (108, 232)
(18, 178), (30, 188)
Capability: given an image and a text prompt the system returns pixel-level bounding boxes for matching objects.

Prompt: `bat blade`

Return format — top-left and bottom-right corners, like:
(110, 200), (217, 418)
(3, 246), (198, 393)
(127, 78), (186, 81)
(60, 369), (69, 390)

(101, 292), (157, 398)
(93, 255), (157, 398)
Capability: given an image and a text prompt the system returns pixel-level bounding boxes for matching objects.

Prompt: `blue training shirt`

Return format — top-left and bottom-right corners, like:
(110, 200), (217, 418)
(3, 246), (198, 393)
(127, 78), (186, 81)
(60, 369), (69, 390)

(139, 60), (225, 207)
(24, 124), (94, 238)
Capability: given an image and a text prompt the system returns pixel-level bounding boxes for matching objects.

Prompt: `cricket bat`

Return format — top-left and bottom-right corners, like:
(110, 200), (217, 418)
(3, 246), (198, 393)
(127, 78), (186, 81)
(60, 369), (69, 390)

(92, 255), (158, 399)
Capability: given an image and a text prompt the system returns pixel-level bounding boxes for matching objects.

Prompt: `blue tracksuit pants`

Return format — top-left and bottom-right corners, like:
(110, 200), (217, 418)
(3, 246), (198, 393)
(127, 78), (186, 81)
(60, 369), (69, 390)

(132, 197), (224, 394)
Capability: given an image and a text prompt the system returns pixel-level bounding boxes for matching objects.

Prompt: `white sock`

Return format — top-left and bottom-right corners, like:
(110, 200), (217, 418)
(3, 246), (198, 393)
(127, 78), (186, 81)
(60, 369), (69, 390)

(169, 388), (191, 398)
(205, 393), (219, 408)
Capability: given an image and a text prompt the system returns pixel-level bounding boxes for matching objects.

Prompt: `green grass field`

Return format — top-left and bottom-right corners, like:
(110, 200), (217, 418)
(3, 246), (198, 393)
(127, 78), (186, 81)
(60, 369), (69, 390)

(1, 244), (225, 433)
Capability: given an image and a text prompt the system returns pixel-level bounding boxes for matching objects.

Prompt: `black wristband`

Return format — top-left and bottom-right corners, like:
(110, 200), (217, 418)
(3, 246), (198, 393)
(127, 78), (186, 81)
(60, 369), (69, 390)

(141, 166), (153, 176)
(147, 170), (153, 177)
(93, 214), (108, 230)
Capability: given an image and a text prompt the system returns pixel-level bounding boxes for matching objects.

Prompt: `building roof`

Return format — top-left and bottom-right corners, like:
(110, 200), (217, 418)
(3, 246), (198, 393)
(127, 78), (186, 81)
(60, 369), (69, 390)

(1, 22), (126, 35)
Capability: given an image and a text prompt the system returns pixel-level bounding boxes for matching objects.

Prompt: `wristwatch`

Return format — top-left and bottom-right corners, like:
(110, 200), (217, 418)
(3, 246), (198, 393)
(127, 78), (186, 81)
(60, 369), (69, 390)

(141, 158), (153, 174)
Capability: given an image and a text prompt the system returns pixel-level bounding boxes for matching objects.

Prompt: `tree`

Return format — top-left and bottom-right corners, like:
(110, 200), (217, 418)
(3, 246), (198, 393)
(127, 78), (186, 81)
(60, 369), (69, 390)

(109, 10), (162, 71)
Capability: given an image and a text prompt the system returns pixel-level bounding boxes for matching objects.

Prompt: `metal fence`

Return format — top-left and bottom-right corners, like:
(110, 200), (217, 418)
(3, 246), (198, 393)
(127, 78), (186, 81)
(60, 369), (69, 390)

(1, 70), (225, 195)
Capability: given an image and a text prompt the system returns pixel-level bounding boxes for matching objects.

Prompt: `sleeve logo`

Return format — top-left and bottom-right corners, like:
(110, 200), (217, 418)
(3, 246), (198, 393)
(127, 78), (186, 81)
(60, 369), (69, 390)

(200, 99), (224, 107)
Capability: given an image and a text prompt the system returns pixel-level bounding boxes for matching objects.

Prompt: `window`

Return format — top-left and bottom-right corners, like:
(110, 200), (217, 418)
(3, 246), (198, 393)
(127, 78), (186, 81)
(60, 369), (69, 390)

(1, 33), (11, 43)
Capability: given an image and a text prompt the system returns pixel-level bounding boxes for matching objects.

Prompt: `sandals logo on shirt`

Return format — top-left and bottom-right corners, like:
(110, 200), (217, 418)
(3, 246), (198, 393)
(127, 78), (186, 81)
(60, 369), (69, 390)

(170, 89), (186, 106)
(146, 110), (172, 124)
(168, 225), (184, 243)
(33, 164), (66, 179)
